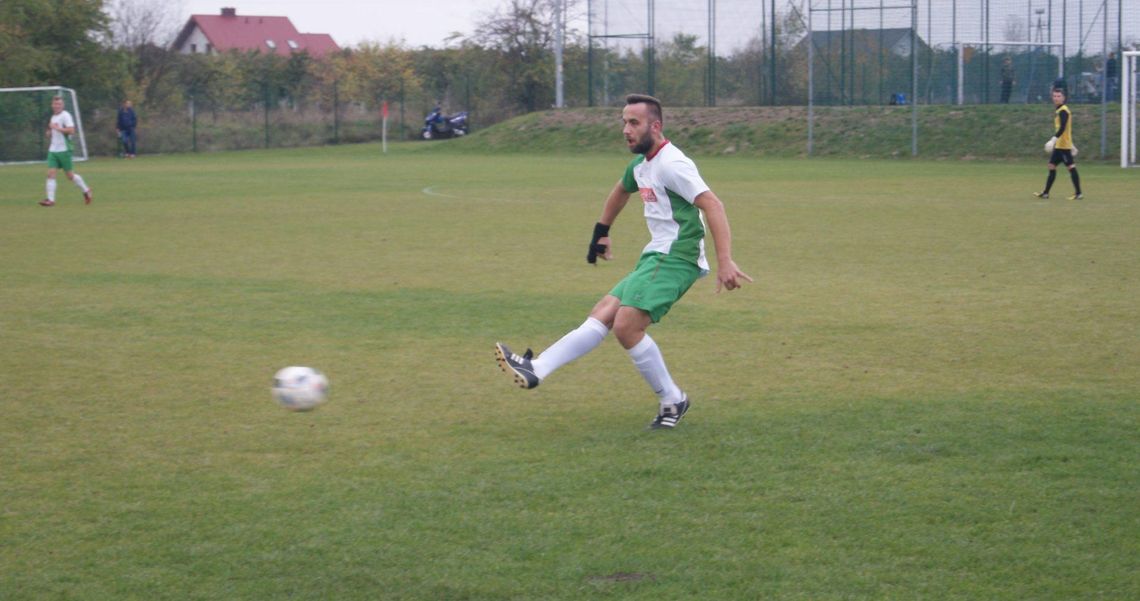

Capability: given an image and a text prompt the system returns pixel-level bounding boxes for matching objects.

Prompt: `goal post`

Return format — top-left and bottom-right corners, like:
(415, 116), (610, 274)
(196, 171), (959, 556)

(1122, 51), (1139, 168)
(0, 86), (88, 166)
(955, 41), (1063, 105)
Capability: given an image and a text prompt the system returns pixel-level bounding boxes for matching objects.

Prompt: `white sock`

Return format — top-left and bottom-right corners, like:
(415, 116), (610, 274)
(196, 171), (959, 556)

(71, 174), (89, 193)
(531, 317), (609, 380)
(46, 178), (57, 201)
(627, 334), (684, 405)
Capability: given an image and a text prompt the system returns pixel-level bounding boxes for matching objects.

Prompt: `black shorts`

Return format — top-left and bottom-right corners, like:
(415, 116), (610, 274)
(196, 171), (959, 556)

(1049, 149), (1075, 167)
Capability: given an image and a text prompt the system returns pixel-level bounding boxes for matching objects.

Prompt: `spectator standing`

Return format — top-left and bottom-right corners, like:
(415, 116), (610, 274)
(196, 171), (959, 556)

(117, 99), (137, 158)
(1000, 57), (1015, 104)
(1105, 52), (1118, 102)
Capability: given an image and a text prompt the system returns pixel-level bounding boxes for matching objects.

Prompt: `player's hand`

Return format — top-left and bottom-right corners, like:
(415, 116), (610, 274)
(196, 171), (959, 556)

(1072, 145), (1079, 157)
(587, 222), (611, 264)
(595, 237), (612, 261)
(715, 260), (754, 293)
(1044, 137), (1057, 153)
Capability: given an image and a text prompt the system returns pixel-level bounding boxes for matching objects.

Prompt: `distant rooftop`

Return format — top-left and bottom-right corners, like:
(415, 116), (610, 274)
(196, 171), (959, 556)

(173, 7), (340, 58)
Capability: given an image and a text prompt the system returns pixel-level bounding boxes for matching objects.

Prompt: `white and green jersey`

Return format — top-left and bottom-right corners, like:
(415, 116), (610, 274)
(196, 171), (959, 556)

(49, 110), (75, 153)
(620, 141), (710, 272)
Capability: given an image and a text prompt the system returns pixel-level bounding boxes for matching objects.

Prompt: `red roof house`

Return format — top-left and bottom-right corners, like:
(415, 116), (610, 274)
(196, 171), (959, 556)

(173, 7), (340, 58)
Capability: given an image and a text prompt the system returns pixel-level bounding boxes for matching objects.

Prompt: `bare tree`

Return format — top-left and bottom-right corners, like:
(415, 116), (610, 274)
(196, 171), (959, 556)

(104, 0), (187, 107)
(106, 0), (185, 49)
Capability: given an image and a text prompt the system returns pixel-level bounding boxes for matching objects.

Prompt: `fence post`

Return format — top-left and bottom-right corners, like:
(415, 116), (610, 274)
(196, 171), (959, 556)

(769, 0), (776, 105)
(263, 84), (270, 149)
(192, 96), (197, 152)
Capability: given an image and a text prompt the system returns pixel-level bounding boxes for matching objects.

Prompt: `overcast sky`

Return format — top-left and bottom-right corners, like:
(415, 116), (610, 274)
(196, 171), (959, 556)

(178, 1), (1136, 54)
(182, 0), (522, 48)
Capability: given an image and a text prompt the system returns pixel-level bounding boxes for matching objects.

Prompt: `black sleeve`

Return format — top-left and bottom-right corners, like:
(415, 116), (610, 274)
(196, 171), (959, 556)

(1054, 110), (1068, 139)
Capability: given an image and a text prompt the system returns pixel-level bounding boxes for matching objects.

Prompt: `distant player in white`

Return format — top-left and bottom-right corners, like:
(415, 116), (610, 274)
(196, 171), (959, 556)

(495, 94), (753, 429)
(41, 95), (92, 207)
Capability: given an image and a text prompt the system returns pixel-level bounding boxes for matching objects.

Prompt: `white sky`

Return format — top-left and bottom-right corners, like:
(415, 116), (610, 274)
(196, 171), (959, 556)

(178, 1), (1137, 54)
(181, 0), (513, 48)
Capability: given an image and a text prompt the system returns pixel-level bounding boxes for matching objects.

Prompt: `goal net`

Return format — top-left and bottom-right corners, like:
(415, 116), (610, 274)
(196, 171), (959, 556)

(0, 86), (88, 165)
(955, 41), (1062, 105)
(1123, 51), (1139, 168)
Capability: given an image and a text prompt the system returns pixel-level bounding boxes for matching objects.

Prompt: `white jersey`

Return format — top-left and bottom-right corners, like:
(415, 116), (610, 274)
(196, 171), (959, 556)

(49, 110), (75, 153)
(620, 141), (711, 272)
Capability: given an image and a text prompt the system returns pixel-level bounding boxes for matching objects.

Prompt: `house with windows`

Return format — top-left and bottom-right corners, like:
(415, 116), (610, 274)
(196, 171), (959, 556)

(795, 28), (930, 59)
(173, 7), (339, 58)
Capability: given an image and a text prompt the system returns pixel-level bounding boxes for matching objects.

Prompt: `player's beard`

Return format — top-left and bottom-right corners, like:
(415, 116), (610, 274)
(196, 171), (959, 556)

(629, 130), (654, 155)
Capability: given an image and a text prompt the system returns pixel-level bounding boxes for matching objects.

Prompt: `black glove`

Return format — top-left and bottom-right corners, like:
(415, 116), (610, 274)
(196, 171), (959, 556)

(586, 222), (610, 264)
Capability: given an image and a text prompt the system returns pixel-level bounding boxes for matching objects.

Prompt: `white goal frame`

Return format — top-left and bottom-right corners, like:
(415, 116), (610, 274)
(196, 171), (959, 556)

(955, 41), (1063, 106)
(0, 86), (88, 166)
(1122, 51), (1139, 168)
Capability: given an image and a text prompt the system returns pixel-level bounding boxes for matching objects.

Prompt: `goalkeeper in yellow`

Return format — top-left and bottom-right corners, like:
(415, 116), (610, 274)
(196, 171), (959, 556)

(1034, 87), (1082, 200)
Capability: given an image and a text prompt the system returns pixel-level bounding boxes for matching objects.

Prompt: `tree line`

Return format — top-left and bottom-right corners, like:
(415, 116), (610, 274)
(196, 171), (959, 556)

(2, 0), (821, 152)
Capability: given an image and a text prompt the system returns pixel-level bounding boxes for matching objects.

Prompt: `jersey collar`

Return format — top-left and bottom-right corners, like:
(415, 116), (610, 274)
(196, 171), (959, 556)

(645, 139), (670, 161)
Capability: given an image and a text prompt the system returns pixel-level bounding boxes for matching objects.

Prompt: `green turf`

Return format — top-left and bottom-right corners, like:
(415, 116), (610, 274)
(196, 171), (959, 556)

(1, 144), (1137, 600)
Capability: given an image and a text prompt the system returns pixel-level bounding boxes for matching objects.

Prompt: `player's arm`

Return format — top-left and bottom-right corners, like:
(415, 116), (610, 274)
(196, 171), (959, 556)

(588, 180), (631, 263)
(694, 190), (753, 293)
(1054, 110), (1068, 138)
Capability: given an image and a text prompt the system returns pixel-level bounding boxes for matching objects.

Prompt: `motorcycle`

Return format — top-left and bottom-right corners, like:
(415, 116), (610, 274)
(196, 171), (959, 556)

(421, 107), (469, 139)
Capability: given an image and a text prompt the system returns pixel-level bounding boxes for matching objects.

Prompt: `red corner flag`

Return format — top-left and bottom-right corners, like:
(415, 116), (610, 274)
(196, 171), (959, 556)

(382, 101), (389, 119)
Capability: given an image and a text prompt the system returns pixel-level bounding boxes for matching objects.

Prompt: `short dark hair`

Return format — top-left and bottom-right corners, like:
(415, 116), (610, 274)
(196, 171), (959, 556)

(1052, 86), (1068, 99)
(625, 94), (663, 124)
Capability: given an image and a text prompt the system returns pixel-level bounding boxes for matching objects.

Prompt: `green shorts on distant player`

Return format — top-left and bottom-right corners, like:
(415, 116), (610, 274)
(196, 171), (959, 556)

(46, 150), (73, 172)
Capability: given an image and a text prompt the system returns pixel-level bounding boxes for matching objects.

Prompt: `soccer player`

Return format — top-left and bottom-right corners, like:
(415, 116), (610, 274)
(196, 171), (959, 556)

(41, 95), (92, 207)
(495, 94), (752, 429)
(1034, 87), (1082, 201)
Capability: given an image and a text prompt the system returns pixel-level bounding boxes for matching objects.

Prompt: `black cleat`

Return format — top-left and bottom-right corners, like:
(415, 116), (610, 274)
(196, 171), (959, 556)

(649, 395), (690, 429)
(1032, 191), (1049, 199)
(495, 342), (540, 389)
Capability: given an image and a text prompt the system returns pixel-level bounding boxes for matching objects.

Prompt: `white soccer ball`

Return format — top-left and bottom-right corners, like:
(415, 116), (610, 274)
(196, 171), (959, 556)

(272, 366), (329, 411)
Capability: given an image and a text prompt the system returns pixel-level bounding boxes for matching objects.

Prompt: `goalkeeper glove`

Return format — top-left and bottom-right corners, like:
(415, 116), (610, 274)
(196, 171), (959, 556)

(1044, 136), (1057, 153)
(1071, 145), (1079, 157)
(587, 222), (610, 264)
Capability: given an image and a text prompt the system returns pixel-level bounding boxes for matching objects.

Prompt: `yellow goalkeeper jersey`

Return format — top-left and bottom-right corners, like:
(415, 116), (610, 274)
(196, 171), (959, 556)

(1053, 104), (1074, 150)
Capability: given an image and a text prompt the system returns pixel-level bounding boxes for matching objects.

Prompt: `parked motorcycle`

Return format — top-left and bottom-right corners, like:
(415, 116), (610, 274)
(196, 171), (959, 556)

(421, 107), (469, 139)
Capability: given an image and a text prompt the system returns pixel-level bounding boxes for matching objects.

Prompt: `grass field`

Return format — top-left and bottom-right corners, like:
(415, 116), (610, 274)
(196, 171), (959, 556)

(1, 143), (1137, 600)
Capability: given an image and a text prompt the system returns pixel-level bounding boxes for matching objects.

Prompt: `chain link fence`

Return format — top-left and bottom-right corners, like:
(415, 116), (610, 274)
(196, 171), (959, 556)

(77, 92), (431, 159)
(586, 0), (1135, 158)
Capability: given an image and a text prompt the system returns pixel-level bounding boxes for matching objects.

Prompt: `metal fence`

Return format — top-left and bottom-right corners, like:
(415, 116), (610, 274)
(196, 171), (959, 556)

(586, 0), (1136, 157)
(78, 93), (434, 159)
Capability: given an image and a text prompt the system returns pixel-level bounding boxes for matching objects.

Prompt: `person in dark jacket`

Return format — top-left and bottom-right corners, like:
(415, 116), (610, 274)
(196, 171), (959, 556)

(116, 99), (138, 158)
(1000, 57), (1015, 103)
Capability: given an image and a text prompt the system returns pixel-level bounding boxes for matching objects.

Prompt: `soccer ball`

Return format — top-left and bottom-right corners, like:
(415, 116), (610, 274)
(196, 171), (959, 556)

(272, 366), (329, 411)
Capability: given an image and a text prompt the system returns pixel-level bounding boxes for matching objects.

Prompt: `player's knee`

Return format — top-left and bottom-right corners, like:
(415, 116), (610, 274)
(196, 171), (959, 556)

(612, 313), (649, 349)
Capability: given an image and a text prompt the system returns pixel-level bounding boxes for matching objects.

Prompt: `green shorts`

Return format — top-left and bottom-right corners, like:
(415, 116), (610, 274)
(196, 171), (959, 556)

(47, 151), (73, 171)
(609, 252), (702, 323)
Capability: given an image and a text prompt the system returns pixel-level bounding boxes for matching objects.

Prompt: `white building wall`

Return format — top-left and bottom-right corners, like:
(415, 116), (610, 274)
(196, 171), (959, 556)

(178, 27), (212, 54)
